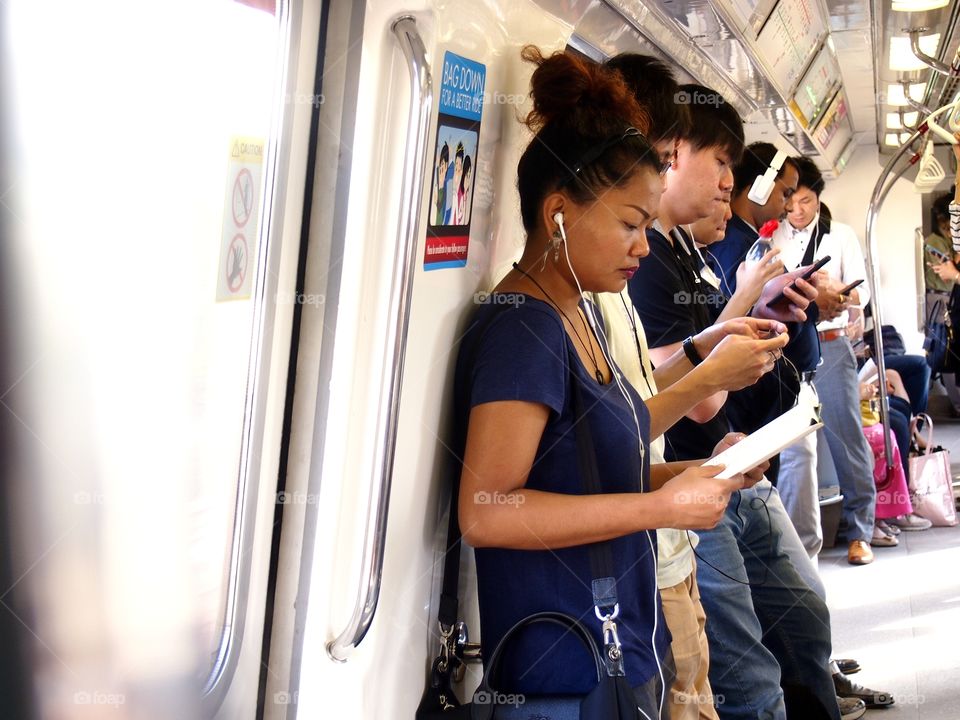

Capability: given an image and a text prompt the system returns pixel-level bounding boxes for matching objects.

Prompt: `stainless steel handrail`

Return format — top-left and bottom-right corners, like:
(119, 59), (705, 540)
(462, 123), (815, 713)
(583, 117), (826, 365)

(902, 81), (934, 115)
(202, 0), (294, 707)
(326, 14), (432, 663)
(866, 139), (917, 469)
(908, 29), (960, 76)
(864, 99), (960, 469)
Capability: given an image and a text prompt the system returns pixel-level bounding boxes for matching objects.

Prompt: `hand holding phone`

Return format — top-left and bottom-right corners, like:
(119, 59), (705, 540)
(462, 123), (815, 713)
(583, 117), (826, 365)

(765, 256), (831, 308)
(926, 244), (951, 262)
(838, 279), (864, 296)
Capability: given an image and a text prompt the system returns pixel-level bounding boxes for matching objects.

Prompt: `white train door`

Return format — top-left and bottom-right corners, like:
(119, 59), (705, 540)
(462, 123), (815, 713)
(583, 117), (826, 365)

(2, 1), (321, 717)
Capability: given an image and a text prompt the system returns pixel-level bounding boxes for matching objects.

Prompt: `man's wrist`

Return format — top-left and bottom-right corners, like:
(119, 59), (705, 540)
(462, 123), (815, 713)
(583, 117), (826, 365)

(683, 335), (704, 366)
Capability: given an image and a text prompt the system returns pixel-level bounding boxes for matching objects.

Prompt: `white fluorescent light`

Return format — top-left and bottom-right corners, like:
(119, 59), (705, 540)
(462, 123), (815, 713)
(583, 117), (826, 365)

(886, 111), (919, 128)
(885, 133), (901, 147)
(887, 82), (927, 105)
(889, 34), (941, 71)
(892, 0), (949, 12)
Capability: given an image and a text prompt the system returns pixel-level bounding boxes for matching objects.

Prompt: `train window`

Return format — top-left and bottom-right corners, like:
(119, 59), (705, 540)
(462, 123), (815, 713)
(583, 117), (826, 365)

(4, 0), (289, 700)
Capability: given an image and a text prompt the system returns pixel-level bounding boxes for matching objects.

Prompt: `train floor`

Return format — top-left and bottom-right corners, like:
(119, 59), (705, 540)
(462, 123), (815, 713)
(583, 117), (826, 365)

(818, 414), (960, 720)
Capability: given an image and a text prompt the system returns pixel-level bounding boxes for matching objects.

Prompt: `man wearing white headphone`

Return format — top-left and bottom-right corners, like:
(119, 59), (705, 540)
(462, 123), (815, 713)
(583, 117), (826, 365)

(706, 143), (799, 299)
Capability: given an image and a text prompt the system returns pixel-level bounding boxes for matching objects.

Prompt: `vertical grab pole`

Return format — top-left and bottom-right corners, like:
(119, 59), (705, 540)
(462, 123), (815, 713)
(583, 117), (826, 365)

(326, 15), (432, 663)
(865, 134), (921, 470)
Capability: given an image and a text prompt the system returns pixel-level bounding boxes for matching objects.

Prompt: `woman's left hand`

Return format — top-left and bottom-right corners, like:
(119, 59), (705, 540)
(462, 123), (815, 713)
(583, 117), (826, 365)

(711, 432), (767, 489)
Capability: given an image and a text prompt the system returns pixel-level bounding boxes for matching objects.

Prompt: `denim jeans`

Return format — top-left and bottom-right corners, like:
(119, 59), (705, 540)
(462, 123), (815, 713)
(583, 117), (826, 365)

(813, 337), (876, 542)
(695, 482), (838, 720)
(883, 353), (930, 417)
(633, 650), (677, 720)
(762, 481), (826, 601)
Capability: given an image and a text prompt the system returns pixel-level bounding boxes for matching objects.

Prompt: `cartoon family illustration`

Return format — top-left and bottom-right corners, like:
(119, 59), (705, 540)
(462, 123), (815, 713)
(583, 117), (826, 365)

(431, 137), (474, 227)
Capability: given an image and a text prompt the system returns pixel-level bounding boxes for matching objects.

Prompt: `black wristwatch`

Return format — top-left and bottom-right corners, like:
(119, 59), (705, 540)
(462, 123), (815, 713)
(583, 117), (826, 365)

(682, 335), (703, 366)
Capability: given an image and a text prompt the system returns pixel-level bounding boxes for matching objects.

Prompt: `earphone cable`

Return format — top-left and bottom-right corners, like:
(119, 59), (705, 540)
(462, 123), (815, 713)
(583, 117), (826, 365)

(555, 219), (663, 719)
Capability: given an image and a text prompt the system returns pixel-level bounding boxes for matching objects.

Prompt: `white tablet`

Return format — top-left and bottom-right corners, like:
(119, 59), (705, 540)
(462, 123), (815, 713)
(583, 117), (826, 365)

(706, 395), (823, 480)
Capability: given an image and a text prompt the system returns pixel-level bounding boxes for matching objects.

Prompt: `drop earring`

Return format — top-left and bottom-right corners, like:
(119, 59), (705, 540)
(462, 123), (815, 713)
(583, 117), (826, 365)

(551, 230), (562, 262)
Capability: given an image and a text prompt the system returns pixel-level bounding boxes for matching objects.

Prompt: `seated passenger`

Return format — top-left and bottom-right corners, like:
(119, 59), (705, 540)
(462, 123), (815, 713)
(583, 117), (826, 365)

(453, 47), (761, 717)
(861, 372), (933, 538)
(859, 376), (915, 546)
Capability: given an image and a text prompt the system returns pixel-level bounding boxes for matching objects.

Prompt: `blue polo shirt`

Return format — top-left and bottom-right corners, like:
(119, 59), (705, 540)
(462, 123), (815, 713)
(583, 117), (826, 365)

(705, 213), (757, 297)
(453, 295), (669, 694)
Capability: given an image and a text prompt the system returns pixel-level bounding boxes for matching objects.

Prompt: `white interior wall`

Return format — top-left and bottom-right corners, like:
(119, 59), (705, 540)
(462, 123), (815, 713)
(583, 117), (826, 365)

(821, 146), (925, 353)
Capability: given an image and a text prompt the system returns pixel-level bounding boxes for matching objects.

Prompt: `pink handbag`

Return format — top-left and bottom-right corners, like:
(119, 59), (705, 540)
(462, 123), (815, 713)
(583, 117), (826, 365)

(862, 424), (912, 518)
(908, 414), (958, 527)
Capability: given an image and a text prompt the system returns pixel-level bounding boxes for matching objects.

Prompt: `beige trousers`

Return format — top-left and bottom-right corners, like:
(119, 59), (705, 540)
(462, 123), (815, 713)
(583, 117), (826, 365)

(660, 562), (720, 720)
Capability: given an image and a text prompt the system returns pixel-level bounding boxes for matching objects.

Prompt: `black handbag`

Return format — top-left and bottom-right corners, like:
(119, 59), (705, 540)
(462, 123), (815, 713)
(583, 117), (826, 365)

(865, 324), (906, 358)
(417, 610), (638, 720)
(416, 309), (643, 720)
(469, 611), (640, 720)
(925, 291), (959, 375)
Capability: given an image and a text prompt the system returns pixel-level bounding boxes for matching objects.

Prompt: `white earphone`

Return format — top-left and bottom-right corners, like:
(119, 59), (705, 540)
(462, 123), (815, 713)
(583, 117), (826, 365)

(553, 211), (567, 240)
(552, 205), (663, 720)
(747, 149), (787, 205)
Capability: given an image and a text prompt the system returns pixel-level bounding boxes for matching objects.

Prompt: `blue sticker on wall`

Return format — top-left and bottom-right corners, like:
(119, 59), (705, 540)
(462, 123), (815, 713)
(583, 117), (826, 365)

(438, 52), (486, 122)
(425, 51), (486, 270)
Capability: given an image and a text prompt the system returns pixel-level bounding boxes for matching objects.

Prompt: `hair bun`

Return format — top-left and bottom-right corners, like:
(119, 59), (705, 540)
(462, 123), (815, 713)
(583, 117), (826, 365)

(521, 46), (649, 137)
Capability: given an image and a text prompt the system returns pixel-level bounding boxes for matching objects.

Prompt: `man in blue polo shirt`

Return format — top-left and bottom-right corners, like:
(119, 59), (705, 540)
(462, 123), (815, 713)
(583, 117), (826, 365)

(707, 142), (798, 298)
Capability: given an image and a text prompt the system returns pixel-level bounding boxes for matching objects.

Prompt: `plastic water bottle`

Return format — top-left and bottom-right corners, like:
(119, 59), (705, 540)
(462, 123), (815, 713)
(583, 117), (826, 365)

(745, 237), (774, 267)
(745, 219), (780, 267)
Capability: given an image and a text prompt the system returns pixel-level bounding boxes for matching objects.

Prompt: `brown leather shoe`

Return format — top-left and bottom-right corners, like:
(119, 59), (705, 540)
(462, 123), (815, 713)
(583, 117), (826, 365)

(847, 540), (874, 565)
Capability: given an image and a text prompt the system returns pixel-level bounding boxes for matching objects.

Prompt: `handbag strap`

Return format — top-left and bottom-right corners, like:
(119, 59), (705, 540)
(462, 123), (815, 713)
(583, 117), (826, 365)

(570, 368), (622, 613)
(911, 413), (935, 456)
(474, 611), (604, 697)
(438, 305), (513, 636)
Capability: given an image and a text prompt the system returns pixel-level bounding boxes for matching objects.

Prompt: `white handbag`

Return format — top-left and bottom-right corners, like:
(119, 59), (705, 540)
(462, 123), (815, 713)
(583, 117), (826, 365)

(908, 414), (958, 527)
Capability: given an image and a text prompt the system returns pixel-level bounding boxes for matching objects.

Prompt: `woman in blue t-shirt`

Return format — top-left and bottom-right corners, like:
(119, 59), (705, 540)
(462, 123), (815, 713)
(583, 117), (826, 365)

(453, 47), (760, 718)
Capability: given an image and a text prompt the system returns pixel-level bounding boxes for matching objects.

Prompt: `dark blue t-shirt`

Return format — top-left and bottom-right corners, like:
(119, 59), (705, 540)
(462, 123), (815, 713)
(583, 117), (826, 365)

(453, 295), (669, 694)
(629, 227), (730, 461)
(706, 213), (756, 297)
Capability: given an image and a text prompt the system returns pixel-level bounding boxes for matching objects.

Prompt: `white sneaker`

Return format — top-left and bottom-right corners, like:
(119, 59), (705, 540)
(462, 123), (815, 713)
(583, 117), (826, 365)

(889, 513), (933, 531)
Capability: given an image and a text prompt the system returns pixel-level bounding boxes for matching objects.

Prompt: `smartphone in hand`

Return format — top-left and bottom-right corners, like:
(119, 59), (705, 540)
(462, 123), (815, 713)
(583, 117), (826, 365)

(838, 279), (864, 296)
(765, 256), (831, 308)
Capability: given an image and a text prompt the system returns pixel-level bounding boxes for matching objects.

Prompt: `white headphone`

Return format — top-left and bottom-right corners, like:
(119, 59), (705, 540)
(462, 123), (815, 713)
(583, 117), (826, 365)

(747, 149), (787, 205)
